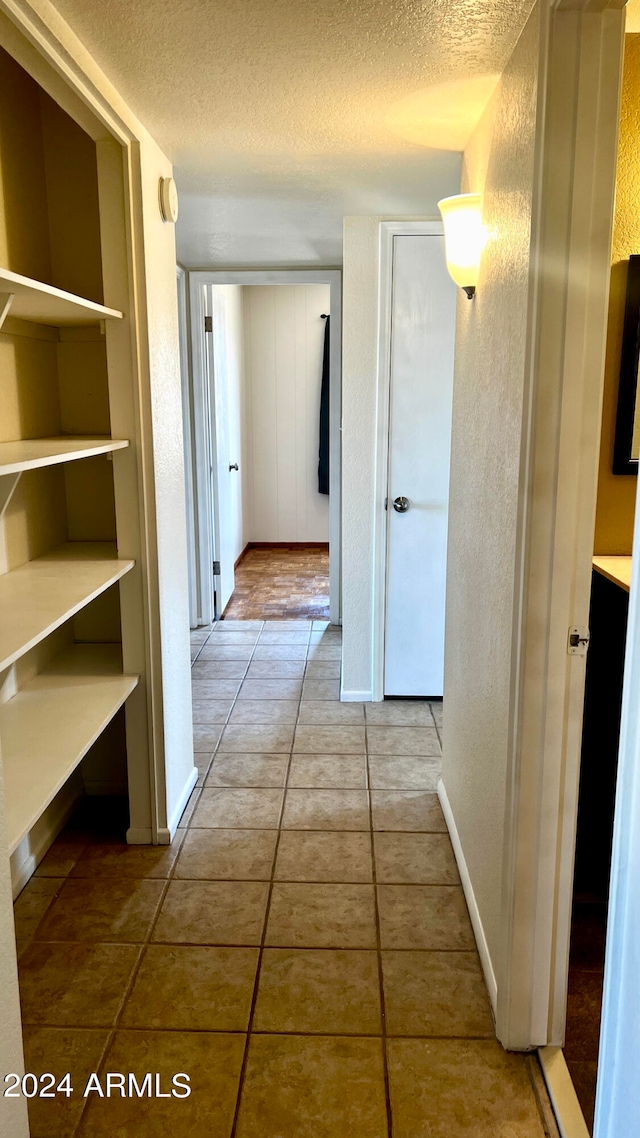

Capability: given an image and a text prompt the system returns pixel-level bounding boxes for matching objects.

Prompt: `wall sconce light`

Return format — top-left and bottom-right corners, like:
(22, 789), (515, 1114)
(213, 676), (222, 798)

(437, 193), (485, 299)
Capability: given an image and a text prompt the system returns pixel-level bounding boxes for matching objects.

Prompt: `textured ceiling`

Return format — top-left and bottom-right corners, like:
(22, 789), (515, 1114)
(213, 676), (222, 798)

(52, 0), (536, 265)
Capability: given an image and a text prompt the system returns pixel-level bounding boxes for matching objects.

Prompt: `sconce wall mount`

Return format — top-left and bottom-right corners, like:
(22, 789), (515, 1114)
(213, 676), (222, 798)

(437, 193), (485, 300)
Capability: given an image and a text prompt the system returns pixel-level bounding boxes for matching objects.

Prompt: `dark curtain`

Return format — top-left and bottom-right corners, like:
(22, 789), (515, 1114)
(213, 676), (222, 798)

(318, 315), (330, 495)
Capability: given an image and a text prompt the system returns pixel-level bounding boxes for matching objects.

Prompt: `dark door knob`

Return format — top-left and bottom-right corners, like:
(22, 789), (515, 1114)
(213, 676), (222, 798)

(229, 463), (239, 472)
(393, 496), (410, 513)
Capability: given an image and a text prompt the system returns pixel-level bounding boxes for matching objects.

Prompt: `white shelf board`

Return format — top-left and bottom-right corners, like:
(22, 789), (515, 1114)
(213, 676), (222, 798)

(0, 543), (134, 672)
(592, 555), (632, 593)
(0, 643), (138, 853)
(0, 437), (129, 476)
(0, 266), (123, 326)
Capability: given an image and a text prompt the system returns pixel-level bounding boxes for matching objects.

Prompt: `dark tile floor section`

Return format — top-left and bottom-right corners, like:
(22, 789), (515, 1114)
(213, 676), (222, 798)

(222, 545), (330, 620)
(13, 620), (550, 1136)
(564, 901), (607, 1132)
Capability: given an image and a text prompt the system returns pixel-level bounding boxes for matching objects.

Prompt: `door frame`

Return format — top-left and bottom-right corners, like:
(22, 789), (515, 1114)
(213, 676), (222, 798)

(372, 220), (446, 702)
(177, 265), (199, 628)
(188, 269), (342, 625)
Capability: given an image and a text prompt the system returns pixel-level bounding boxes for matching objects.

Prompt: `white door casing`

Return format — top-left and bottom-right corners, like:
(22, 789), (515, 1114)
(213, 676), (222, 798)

(384, 234), (456, 697)
(205, 285), (236, 615)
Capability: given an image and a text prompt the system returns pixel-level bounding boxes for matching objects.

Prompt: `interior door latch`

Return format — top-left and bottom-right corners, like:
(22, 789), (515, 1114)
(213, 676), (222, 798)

(213, 560), (221, 576)
(568, 626), (590, 656)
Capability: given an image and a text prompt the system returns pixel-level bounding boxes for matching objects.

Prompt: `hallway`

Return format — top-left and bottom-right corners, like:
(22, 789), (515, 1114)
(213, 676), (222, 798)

(13, 620), (551, 1136)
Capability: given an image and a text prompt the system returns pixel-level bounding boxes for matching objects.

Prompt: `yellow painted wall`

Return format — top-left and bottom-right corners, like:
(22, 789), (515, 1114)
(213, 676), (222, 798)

(594, 34), (640, 554)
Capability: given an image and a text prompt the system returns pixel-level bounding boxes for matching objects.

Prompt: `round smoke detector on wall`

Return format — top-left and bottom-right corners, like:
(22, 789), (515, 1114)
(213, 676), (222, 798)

(159, 177), (179, 223)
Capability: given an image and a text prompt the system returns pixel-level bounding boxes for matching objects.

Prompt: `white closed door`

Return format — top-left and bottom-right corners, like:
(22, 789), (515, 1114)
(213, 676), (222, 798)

(384, 235), (456, 697)
(205, 285), (236, 615)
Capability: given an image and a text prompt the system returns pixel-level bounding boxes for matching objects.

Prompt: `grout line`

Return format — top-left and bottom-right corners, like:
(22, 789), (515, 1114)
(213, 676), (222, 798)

(228, 674), (298, 1138)
(366, 716), (394, 1138)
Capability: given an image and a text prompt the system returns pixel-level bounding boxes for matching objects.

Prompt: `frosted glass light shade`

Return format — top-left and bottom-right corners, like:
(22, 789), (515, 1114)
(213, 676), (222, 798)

(437, 193), (485, 297)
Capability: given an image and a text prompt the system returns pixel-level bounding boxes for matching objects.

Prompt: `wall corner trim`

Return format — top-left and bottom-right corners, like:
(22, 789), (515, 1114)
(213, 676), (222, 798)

(340, 689), (373, 702)
(438, 777), (498, 1014)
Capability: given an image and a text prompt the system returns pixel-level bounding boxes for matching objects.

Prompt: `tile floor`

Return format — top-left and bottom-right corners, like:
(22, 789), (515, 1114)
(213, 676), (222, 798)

(222, 545), (330, 620)
(14, 619), (552, 1137)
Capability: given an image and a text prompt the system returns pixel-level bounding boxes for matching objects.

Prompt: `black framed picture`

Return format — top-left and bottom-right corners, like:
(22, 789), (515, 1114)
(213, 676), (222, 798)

(614, 254), (640, 475)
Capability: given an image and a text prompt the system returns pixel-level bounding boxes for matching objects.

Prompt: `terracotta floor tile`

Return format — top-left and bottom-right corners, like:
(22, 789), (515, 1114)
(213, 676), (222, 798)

(70, 837), (183, 879)
(175, 828), (278, 880)
(377, 885), (476, 950)
(238, 677), (303, 699)
(191, 700), (234, 725)
(288, 755), (368, 789)
(266, 883), (377, 948)
(382, 951), (494, 1036)
(206, 754), (289, 788)
(77, 1030), (245, 1137)
(220, 724), (295, 753)
(387, 1039), (545, 1137)
(191, 679), (243, 700)
(370, 790), (448, 832)
(193, 724), (223, 750)
(275, 830), (373, 882)
(236, 1035), (388, 1138)
(19, 942), (140, 1026)
(282, 788), (370, 830)
(366, 726), (441, 756)
(304, 660), (341, 679)
(33, 833), (87, 878)
(301, 678), (341, 700)
(121, 944), (259, 1030)
(254, 948), (382, 1034)
(247, 659), (306, 678)
(34, 878), (164, 943)
(210, 631), (260, 645)
(430, 701), (444, 730)
(192, 788), (284, 828)
(374, 832), (459, 884)
(192, 659), (248, 677)
(307, 644), (342, 661)
(230, 699), (299, 724)
(179, 787), (202, 826)
(365, 701), (434, 726)
(259, 630), (311, 644)
(13, 878), (65, 957)
(23, 1027), (110, 1138)
(293, 725), (365, 754)
(252, 644), (309, 661)
(298, 701), (364, 724)
(152, 880), (269, 945)
(368, 756), (440, 791)
(195, 753), (213, 786)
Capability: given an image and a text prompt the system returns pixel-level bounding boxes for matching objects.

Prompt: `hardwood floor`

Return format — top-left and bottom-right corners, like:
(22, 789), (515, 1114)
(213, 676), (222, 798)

(223, 545), (330, 621)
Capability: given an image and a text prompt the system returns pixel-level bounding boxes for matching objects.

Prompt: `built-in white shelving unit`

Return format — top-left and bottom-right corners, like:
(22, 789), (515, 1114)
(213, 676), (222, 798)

(0, 266), (123, 327)
(0, 437), (128, 476)
(0, 543), (134, 672)
(1, 644), (139, 853)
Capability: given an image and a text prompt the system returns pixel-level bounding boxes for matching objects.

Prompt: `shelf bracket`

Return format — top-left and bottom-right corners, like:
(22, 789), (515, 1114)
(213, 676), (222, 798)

(0, 292), (15, 331)
(0, 472), (21, 517)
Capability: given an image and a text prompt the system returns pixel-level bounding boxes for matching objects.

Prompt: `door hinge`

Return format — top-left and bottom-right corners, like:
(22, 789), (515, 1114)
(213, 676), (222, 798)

(204, 315), (213, 333)
(568, 626), (590, 656)
(213, 560), (221, 575)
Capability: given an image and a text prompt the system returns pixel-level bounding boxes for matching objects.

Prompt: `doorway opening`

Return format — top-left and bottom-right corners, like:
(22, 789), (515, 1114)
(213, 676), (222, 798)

(183, 271), (341, 627)
(562, 31), (640, 1132)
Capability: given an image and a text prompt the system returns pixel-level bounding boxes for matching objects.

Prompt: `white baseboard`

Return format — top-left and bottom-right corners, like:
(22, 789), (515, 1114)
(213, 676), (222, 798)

(126, 827), (154, 845)
(165, 766), (199, 837)
(538, 1047), (590, 1138)
(437, 777), (498, 1014)
(10, 775), (84, 898)
(340, 689), (372, 702)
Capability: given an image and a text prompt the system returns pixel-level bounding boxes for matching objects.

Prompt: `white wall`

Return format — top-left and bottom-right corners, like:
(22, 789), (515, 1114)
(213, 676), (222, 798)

(441, 3), (541, 1003)
(243, 284), (330, 543)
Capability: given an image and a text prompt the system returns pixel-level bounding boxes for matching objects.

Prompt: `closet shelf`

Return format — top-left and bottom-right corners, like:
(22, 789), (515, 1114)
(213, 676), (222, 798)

(0, 543), (134, 672)
(1, 643), (138, 853)
(0, 267), (123, 327)
(0, 437), (129, 476)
